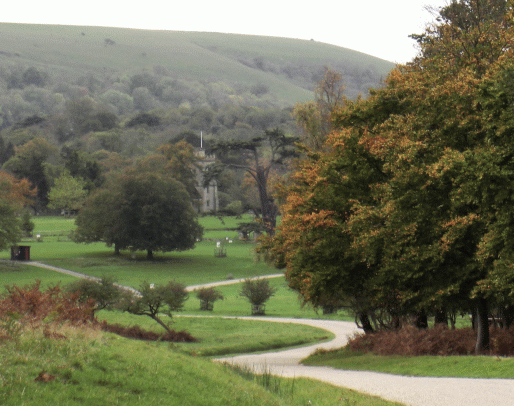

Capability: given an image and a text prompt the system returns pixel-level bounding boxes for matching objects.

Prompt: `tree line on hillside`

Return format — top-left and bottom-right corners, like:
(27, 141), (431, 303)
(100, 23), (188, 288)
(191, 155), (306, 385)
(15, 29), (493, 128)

(0, 90), (297, 149)
(0, 64), (292, 130)
(0, 35), (388, 131)
(0, 63), (303, 216)
(261, 0), (514, 354)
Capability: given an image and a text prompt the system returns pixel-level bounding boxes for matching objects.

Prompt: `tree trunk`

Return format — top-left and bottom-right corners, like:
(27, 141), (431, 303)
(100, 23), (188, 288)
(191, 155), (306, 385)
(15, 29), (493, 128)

(151, 315), (172, 334)
(359, 312), (374, 334)
(475, 298), (490, 354)
(255, 166), (277, 236)
(414, 309), (428, 329)
(114, 243), (120, 255)
(500, 304), (514, 329)
(434, 308), (448, 327)
(147, 249), (153, 260)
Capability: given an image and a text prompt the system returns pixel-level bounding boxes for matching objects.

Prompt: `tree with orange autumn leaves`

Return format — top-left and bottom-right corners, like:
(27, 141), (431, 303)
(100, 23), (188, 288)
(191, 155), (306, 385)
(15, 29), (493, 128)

(0, 170), (35, 250)
(266, 0), (514, 352)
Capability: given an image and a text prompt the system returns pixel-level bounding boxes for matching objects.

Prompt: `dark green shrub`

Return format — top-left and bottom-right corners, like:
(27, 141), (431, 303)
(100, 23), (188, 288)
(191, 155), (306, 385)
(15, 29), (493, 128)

(195, 287), (224, 311)
(240, 278), (276, 315)
(119, 281), (188, 334)
(66, 275), (122, 315)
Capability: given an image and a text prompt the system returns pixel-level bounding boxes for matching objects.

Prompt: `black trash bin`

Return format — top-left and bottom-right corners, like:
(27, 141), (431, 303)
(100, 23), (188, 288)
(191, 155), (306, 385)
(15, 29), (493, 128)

(10, 246), (30, 261)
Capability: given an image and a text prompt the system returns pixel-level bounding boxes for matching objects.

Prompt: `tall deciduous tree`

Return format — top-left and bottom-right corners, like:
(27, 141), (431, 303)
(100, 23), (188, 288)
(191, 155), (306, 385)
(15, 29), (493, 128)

(0, 170), (35, 251)
(206, 128), (297, 235)
(3, 138), (56, 211)
(293, 67), (346, 151)
(48, 170), (87, 215)
(267, 0), (514, 352)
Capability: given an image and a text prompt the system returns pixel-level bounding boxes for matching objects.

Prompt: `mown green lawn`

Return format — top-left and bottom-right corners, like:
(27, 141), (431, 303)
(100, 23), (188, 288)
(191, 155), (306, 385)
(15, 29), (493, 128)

(1, 215), (276, 288)
(96, 310), (333, 357)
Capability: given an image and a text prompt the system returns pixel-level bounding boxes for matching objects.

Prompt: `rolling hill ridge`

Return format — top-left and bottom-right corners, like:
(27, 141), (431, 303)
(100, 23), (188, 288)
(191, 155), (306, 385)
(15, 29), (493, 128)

(0, 23), (395, 106)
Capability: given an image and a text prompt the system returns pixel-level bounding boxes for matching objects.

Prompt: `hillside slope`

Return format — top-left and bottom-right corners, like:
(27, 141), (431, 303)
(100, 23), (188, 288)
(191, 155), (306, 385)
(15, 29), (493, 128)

(0, 23), (395, 105)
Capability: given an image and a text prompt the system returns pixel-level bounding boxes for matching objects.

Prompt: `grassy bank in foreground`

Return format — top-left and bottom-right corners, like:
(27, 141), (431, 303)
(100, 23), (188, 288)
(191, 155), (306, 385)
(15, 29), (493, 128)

(0, 326), (404, 406)
(303, 347), (514, 379)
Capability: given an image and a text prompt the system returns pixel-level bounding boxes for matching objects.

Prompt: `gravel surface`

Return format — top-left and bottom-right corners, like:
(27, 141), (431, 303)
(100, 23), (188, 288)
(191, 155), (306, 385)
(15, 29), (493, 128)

(214, 317), (514, 406)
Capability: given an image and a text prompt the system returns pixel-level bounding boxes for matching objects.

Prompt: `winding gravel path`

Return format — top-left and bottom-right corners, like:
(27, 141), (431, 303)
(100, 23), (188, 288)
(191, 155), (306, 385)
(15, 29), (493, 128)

(21, 261), (514, 406)
(214, 317), (514, 406)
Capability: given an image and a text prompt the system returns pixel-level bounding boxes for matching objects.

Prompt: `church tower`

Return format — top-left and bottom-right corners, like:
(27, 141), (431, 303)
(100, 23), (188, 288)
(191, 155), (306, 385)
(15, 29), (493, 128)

(195, 135), (218, 213)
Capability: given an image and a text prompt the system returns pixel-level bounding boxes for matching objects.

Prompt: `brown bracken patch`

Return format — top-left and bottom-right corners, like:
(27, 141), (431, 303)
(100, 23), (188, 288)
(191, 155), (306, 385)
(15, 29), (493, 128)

(348, 325), (514, 356)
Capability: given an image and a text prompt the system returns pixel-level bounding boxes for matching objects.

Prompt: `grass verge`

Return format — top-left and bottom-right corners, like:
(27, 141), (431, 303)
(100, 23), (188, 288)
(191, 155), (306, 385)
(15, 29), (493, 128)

(303, 346), (514, 379)
(229, 364), (405, 406)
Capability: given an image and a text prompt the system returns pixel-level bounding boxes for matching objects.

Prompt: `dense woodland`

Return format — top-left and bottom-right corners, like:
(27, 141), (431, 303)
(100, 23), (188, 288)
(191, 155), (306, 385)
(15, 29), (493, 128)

(265, 0), (514, 354)
(0, 24), (393, 215)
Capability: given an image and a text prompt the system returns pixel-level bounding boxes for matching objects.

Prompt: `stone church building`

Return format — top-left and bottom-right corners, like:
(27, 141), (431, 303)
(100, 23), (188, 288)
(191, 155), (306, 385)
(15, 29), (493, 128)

(195, 149), (218, 213)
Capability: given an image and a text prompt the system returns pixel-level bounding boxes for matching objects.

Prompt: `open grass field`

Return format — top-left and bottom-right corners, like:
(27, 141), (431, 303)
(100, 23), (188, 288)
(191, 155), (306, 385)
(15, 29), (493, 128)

(30, 240), (275, 287)
(0, 216), (349, 321)
(2, 215), (513, 391)
(0, 215), (278, 288)
(0, 215), (407, 405)
(0, 215), (346, 352)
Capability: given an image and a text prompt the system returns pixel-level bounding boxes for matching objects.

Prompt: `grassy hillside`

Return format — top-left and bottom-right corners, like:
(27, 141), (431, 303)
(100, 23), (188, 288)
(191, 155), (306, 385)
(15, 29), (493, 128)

(0, 325), (403, 406)
(0, 23), (395, 104)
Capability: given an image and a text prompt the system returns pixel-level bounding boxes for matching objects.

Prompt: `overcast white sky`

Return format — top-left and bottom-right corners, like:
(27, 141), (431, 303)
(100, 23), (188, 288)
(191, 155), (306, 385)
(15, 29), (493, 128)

(2, 0), (449, 64)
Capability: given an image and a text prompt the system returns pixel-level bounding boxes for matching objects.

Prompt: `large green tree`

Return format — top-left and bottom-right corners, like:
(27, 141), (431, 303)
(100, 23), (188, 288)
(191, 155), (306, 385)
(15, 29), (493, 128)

(74, 170), (203, 259)
(48, 170), (87, 215)
(268, 0), (514, 352)
(0, 171), (35, 251)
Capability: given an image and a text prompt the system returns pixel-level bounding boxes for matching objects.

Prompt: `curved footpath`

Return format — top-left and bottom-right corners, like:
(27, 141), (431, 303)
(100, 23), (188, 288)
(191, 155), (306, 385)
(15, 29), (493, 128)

(214, 317), (514, 406)
(21, 261), (514, 406)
